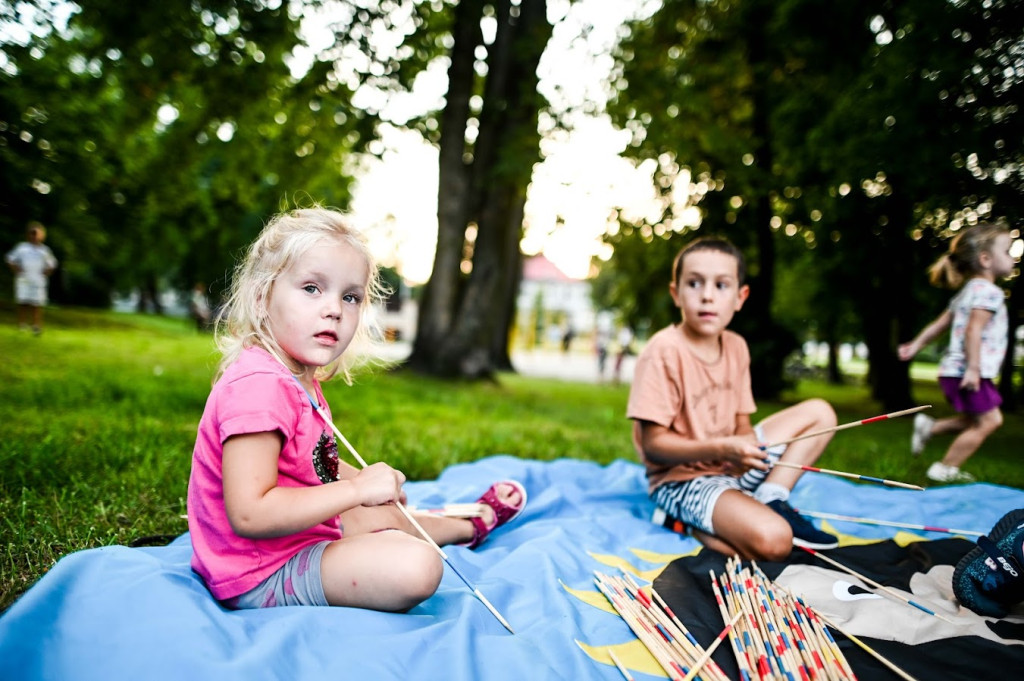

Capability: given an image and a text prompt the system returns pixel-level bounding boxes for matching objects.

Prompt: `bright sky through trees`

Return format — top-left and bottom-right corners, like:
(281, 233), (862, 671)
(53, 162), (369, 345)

(343, 0), (666, 283)
(3, 0), (669, 283)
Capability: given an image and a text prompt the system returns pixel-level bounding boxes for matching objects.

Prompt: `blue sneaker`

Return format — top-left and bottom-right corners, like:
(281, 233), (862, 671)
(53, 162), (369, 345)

(953, 509), (1024, 617)
(768, 499), (839, 549)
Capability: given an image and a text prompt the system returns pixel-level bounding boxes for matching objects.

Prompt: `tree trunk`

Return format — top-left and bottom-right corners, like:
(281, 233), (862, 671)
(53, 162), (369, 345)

(862, 212), (915, 410)
(410, 0), (551, 378)
(490, 201), (525, 371)
(408, 0), (482, 368)
(826, 335), (842, 385)
(736, 4), (795, 398)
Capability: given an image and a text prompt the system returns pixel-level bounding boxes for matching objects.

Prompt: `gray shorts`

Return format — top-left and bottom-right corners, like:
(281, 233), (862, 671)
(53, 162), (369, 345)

(650, 424), (785, 535)
(224, 541), (330, 609)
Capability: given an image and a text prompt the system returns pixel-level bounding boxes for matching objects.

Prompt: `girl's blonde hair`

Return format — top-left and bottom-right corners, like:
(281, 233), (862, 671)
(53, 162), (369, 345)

(214, 207), (389, 383)
(928, 222), (1009, 289)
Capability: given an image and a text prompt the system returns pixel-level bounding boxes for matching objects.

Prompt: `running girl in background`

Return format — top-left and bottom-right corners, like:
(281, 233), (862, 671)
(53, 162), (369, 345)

(187, 207), (525, 612)
(898, 223), (1015, 483)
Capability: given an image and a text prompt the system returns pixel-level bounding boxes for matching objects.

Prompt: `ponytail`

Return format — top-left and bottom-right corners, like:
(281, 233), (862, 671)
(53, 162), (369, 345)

(927, 253), (963, 289)
(928, 222), (1008, 289)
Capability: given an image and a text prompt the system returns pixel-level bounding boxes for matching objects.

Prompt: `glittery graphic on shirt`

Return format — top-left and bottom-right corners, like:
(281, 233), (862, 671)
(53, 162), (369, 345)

(312, 431), (339, 483)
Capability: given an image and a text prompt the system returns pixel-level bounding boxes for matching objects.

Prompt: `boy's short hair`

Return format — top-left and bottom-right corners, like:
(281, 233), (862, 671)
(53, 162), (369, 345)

(672, 236), (746, 285)
(26, 221), (46, 240)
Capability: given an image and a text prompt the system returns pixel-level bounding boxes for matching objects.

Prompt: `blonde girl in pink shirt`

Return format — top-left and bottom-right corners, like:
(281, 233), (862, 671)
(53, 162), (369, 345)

(187, 207), (525, 612)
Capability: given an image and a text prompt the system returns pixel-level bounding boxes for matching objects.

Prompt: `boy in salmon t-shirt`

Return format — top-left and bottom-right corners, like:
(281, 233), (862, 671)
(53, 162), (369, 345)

(627, 237), (838, 560)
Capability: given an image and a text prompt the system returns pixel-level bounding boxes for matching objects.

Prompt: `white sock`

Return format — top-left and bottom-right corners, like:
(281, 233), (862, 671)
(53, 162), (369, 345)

(755, 482), (790, 505)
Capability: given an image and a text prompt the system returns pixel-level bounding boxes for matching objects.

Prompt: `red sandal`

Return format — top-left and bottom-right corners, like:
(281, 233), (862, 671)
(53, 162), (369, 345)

(463, 480), (527, 549)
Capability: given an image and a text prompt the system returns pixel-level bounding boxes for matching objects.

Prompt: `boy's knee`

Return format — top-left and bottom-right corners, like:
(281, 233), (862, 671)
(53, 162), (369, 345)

(744, 523), (793, 562)
(807, 398), (837, 428)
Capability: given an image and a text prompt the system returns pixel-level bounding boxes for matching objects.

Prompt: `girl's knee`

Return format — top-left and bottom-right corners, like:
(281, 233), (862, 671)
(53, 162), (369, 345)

(978, 408), (1003, 433)
(396, 543), (443, 606)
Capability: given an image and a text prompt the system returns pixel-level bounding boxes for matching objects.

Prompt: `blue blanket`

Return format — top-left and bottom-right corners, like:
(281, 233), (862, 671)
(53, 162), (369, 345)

(3, 455), (1023, 680)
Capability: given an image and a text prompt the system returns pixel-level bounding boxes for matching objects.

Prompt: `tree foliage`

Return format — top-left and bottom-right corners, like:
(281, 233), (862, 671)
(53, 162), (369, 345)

(2, 0), (567, 383)
(1, 0), (371, 307)
(603, 0), (1024, 406)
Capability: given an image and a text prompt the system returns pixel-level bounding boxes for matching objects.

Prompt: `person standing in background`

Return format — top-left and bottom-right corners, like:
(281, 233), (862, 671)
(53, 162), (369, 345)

(6, 221), (58, 336)
(189, 282), (213, 331)
(613, 325), (635, 384)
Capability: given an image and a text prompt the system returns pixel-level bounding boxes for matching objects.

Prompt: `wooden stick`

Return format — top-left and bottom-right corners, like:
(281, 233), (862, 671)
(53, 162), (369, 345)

(595, 577), (687, 680)
(615, 575), (731, 681)
(750, 572), (809, 679)
(681, 610), (743, 681)
(406, 503), (489, 518)
(770, 460), (925, 490)
(621, 577), (708, 670)
(781, 586), (857, 681)
(611, 573), (733, 681)
(751, 563), (838, 681)
(722, 573), (773, 679)
(763, 405), (931, 449)
(607, 649), (636, 681)
(304, 393), (515, 634)
(796, 509), (982, 536)
(814, 610), (920, 681)
(727, 562), (785, 679)
(799, 546), (956, 624)
(649, 587), (736, 681)
(708, 574), (755, 681)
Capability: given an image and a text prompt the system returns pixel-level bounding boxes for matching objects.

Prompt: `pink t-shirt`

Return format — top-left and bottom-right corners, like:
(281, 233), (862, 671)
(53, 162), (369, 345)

(187, 346), (342, 600)
(627, 325), (757, 492)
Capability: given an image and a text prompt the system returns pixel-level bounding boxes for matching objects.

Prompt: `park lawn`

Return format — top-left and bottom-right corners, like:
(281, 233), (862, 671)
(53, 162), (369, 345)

(2, 305), (1022, 612)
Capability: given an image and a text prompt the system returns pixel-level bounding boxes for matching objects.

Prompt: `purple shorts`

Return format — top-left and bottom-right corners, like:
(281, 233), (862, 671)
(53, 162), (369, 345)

(939, 376), (1002, 414)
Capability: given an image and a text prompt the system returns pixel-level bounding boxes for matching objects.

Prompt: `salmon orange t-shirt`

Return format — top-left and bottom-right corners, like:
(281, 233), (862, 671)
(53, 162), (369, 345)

(627, 325), (757, 492)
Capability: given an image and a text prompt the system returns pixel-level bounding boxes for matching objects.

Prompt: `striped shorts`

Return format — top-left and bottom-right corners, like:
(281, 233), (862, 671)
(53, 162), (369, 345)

(650, 425), (784, 535)
(224, 540), (330, 609)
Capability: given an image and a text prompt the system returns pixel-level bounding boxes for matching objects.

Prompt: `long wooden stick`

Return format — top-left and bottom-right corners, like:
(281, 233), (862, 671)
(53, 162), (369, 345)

(779, 585), (858, 681)
(606, 649), (636, 681)
(796, 509), (982, 536)
(814, 610), (920, 681)
(763, 405), (931, 450)
(595, 577), (687, 680)
(799, 546), (956, 624)
(406, 503), (489, 518)
(771, 460), (925, 490)
(681, 609), (743, 681)
(302, 391), (515, 634)
(708, 574), (755, 681)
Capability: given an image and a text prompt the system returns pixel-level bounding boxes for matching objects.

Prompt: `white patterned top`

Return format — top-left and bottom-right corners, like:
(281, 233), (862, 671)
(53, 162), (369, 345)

(938, 277), (1008, 378)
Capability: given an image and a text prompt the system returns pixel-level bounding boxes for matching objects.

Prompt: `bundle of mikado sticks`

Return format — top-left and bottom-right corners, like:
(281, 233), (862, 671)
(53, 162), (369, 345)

(710, 557), (858, 681)
(593, 570), (735, 681)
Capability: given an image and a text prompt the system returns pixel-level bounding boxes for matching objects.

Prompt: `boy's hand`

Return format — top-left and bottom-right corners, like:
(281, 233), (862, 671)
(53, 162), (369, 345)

(721, 435), (770, 473)
(352, 462), (407, 507)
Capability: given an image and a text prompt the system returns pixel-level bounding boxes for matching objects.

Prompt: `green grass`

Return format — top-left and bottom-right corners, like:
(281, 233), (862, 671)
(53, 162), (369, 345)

(2, 305), (1022, 612)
